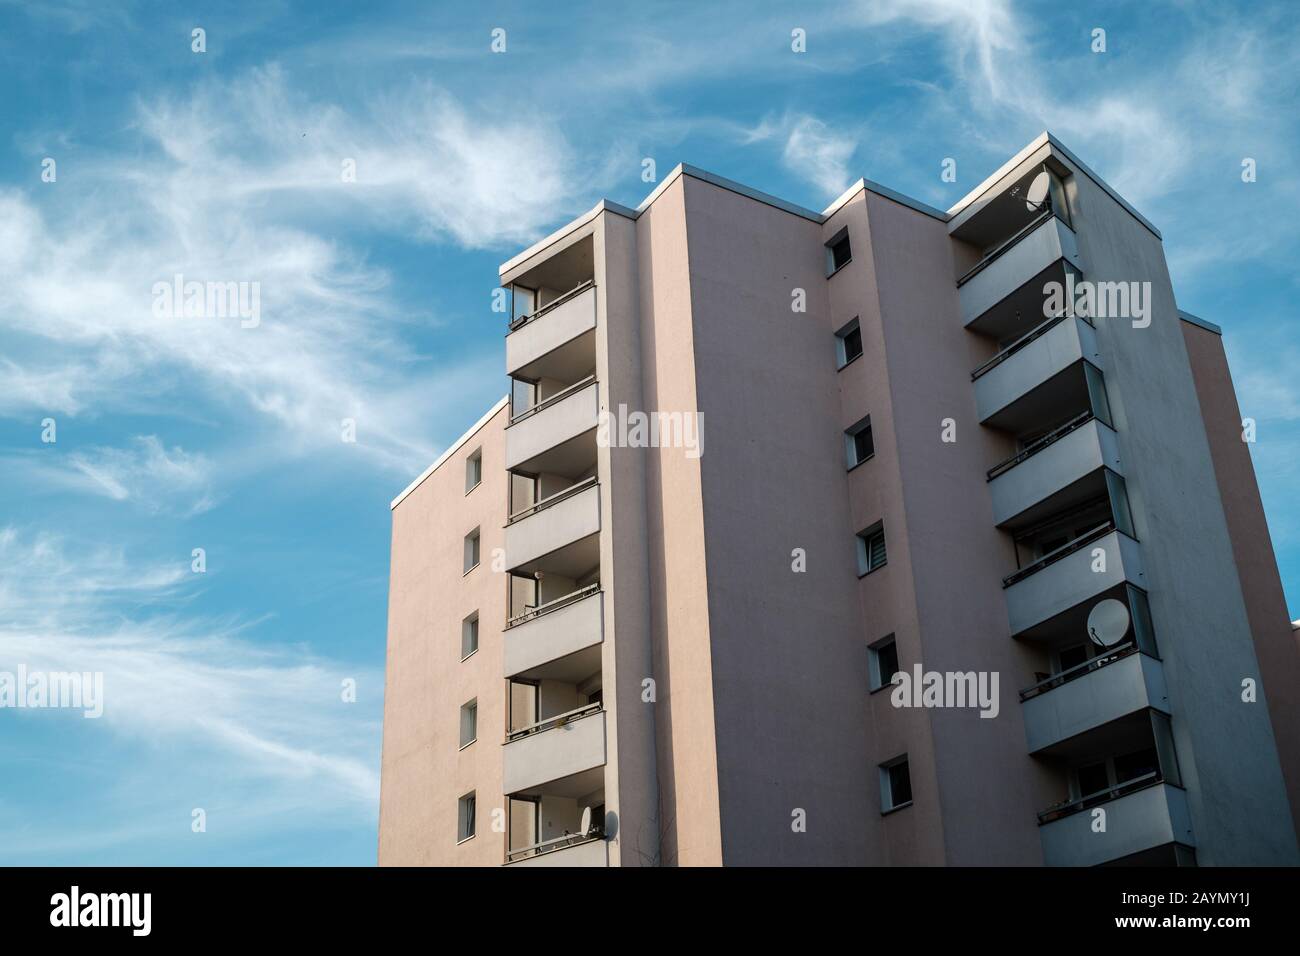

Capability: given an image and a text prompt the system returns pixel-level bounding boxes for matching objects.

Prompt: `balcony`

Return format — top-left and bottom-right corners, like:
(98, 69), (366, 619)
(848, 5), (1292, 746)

(973, 315), (1102, 427)
(503, 585), (604, 680)
(1020, 647), (1169, 754)
(958, 213), (1082, 335)
(1038, 776), (1194, 867)
(988, 415), (1122, 527)
(503, 703), (607, 795)
(505, 377), (599, 474)
(506, 281), (597, 380)
(504, 477), (600, 577)
(504, 833), (608, 867)
(1003, 526), (1145, 636)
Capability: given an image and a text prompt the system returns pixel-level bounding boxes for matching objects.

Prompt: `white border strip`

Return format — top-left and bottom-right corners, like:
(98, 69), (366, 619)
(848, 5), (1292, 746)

(390, 395), (509, 511)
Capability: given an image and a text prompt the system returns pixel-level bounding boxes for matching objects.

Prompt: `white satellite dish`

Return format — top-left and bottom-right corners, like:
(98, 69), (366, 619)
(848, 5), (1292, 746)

(579, 806), (593, 837)
(1024, 170), (1051, 212)
(1087, 599), (1130, 647)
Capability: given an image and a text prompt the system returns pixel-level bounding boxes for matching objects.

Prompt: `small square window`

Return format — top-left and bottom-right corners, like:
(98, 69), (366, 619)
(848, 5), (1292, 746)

(868, 635), (900, 691)
(880, 756), (912, 812)
(461, 612), (479, 660)
(826, 229), (852, 275)
(463, 528), (480, 574)
(457, 791), (477, 842)
(856, 522), (887, 576)
(835, 318), (863, 368)
(459, 699), (478, 749)
(845, 415), (874, 469)
(465, 449), (482, 494)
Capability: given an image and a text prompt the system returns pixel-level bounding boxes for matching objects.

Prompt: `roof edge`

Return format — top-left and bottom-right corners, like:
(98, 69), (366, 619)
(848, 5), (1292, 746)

(390, 395), (510, 510)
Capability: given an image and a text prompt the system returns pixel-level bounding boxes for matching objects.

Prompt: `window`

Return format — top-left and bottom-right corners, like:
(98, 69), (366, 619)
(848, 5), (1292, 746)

(880, 756), (912, 812)
(465, 449), (482, 494)
(868, 635), (900, 691)
(835, 318), (863, 368)
(463, 528), (480, 574)
(826, 229), (852, 275)
(459, 699), (477, 748)
(457, 792), (477, 842)
(461, 612), (479, 660)
(845, 415), (874, 469)
(856, 522), (887, 576)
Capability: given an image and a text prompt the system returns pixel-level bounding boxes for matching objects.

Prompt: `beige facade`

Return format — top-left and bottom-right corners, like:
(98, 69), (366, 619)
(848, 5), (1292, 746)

(378, 133), (1300, 866)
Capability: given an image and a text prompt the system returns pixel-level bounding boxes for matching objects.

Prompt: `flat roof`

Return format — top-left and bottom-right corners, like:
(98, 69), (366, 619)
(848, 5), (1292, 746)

(498, 131), (1162, 279)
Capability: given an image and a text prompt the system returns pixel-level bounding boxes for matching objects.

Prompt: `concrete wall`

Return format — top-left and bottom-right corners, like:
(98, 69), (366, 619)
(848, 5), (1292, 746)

(679, 176), (879, 864)
(1182, 319), (1300, 846)
(379, 403), (509, 866)
(633, 181), (725, 865)
(864, 190), (1054, 865)
(1059, 155), (1299, 864)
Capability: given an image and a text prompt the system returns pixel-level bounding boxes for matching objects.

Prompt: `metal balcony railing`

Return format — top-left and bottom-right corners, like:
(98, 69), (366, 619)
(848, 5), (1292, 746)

(506, 475), (598, 526)
(508, 374), (597, 426)
(971, 310), (1091, 381)
(506, 583), (601, 629)
(1002, 521), (1115, 588)
(507, 280), (595, 333)
(505, 830), (603, 864)
(1037, 770), (1165, 824)
(987, 411), (1095, 481)
(1018, 642), (1138, 702)
(505, 701), (603, 743)
(956, 209), (1055, 287)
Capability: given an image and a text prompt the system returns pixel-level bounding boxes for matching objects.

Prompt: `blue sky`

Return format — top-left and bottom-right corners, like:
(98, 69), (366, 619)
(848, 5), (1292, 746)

(0, 0), (1296, 866)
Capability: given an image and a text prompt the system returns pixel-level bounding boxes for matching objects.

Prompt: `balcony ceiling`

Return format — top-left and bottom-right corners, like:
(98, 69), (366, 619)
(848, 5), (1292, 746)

(511, 427), (597, 479)
(510, 764), (604, 800)
(510, 531), (600, 580)
(515, 236), (594, 295)
(1034, 707), (1153, 762)
(983, 361), (1091, 436)
(513, 328), (596, 384)
(1015, 582), (1132, 649)
(511, 643), (602, 684)
(1001, 468), (1109, 533)
(969, 260), (1076, 342)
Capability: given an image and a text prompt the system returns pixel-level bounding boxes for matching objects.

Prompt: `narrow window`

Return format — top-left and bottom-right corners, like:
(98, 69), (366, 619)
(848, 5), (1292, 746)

(826, 229), (852, 275)
(857, 522), (887, 576)
(845, 415), (874, 469)
(465, 449), (482, 494)
(461, 612), (479, 660)
(880, 756), (912, 812)
(457, 792), (477, 842)
(459, 699), (478, 748)
(868, 635), (899, 691)
(463, 528), (480, 574)
(835, 317), (863, 368)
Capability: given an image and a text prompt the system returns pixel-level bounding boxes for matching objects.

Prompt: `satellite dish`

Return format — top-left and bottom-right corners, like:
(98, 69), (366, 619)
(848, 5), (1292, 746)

(1025, 170), (1051, 212)
(1087, 599), (1130, 647)
(579, 806), (593, 837)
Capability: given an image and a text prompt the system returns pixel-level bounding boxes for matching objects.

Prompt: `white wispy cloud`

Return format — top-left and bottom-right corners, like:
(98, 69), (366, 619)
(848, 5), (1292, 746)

(63, 436), (216, 514)
(745, 113), (858, 198)
(0, 528), (380, 854)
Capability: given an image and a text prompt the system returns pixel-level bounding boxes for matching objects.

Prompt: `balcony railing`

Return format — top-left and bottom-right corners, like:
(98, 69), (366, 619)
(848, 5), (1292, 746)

(1037, 771), (1164, 825)
(971, 311), (1091, 381)
(508, 280), (595, 333)
(987, 411), (1094, 481)
(507, 475), (598, 526)
(505, 701), (603, 743)
(1003, 521), (1114, 588)
(505, 830), (604, 864)
(957, 209), (1054, 288)
(1019, 643), (1137, 701)
(507, 582), (600, 629)
(510, 374), (597, 426)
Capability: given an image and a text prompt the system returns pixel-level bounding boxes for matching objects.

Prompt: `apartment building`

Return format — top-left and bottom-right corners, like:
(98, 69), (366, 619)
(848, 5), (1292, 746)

(378, 131), (1300, 867)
